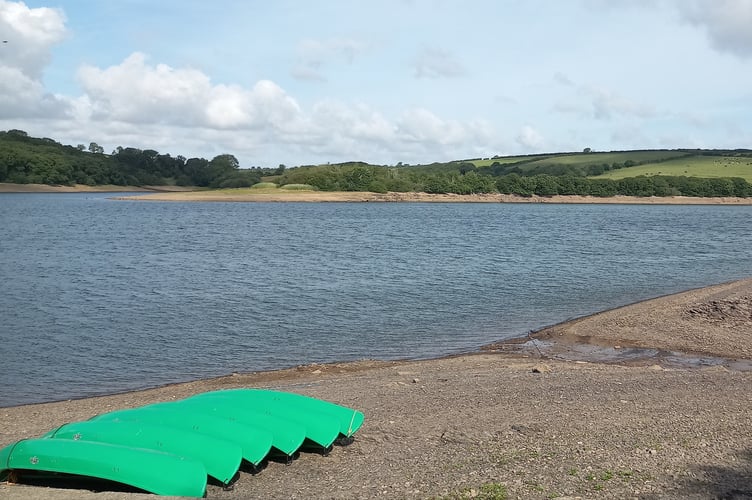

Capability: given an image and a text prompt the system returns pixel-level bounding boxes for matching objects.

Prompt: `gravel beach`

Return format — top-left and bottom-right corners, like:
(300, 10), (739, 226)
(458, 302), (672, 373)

(2, 278), (751, 499)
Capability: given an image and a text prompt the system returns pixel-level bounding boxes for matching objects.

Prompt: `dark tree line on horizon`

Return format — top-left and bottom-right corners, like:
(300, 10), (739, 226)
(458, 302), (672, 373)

(0, 129), (280, 187)
(1, 129), (750, 198)
(276, 163), (752, 198)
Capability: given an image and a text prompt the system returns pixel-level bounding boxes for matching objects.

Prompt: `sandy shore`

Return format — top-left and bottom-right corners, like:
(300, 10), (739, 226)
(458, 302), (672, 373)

(116, 189), (752, 205)
(2, 279), (752, 499)
(3, 182), (752, 204)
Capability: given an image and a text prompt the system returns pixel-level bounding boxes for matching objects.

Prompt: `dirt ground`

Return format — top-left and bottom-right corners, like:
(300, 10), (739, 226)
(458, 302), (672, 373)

(2, 279), (752, 499)
(117, 189), (752, 205)
(4, 181), (752, 204)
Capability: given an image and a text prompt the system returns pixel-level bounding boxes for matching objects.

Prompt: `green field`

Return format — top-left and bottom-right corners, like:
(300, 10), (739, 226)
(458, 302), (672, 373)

(593, 155), (752, 182)
(525, 150), (688, 167)
(469, 151), (688, 169)
(465, 150), (752, 182)
(470, 155), (549, 167)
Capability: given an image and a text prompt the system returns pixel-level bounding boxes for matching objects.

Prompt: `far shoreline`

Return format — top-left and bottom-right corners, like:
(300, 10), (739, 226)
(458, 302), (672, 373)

(121, 189), (752, 205)
(2, 182), (752, 204)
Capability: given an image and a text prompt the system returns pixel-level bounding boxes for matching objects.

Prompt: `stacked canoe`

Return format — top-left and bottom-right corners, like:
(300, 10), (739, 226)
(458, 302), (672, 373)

(0, 389), (364, 497)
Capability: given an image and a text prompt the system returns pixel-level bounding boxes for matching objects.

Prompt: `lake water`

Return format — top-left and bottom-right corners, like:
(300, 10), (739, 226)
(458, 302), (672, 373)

(1, 193), (750, 407)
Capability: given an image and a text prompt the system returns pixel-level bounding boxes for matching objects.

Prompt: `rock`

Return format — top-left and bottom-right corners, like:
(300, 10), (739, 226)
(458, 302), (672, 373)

(532, 364), (551, 373)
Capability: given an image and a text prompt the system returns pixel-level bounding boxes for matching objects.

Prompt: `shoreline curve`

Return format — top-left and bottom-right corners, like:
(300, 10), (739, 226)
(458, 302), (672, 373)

(2, 277), (752, 498)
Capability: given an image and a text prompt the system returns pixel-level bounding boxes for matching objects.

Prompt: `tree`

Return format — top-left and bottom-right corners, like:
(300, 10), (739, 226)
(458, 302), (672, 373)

(342, 166), (375, 191)
(88, 142), (104, 154)
(76, 144), (85, 151)
(496, 173), (536, 196)
(583, 147), (592, 153)
(532, 174), (560, 196)
(557, 175), (590, 195)
(208, 154), (240, 187)
(184, 158), (211, 186)
(617, 176), (654, 196)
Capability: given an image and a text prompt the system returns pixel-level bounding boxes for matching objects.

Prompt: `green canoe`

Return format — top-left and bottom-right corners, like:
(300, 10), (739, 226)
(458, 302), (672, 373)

(150, 400), (313, 455)
(0, 438), (206, 498)
(172, 395), (342, 450)
(2, 389), (364, 497)
(174, 398), (339, 449)
(187, 389), (365, 438)
(91, 405), (273, 466)
(43, 420), (242, 485)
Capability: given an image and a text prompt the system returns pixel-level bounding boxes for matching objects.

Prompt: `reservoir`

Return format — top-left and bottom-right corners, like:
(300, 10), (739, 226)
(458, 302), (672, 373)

(1, 193), (750, 406)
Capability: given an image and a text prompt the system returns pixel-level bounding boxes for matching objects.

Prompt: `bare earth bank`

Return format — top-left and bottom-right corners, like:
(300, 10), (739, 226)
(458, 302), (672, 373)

(118, 190), (752, 205)
(4, 183), (752, 203)
(2, 279), (752, 499)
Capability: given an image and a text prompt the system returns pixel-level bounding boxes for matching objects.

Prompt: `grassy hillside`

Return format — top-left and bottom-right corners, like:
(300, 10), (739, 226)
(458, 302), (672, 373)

(593, 155), (752, 182)
(523, 150), (688, 167)
(462, 150), (752, 181)
(4, 129), (751, 195)
(469, 155), (550, 167)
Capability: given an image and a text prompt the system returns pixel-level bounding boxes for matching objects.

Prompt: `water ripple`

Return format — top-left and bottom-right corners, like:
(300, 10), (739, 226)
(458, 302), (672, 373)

(0, 194), (750, 406)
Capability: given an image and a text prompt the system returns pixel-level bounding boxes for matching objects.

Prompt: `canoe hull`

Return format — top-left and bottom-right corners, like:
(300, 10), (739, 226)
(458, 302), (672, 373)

(45, 420), (242, 485)
(0, 438), (207, 498)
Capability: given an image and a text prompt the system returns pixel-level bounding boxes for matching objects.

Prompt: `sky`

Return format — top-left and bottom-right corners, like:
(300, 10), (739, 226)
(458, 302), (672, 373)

(0, 0), (751, 168)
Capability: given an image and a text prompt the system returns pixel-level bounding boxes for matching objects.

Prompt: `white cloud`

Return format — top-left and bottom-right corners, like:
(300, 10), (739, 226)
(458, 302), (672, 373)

(584, 85), (655, 120)
(553, 71), (574, 86)
(412, 47), (466, 79)
(65, 50), (496, 165)
(78, 53), (211, 125)
(397, 108), (477, 145)
(516, 125), (544, 150)
(16, 1), (749, 167)
(77, 53), (303, 130)
(680, 0), (752, 58)
(311, 100), (396, 144)
(0, 0), (69, 118)
(301, 102), (495, 163)
(0, 0), (67, 79)
(553, 81), (655, 121)
(0, 65), (68, 118)
(291, 38), (367, 81)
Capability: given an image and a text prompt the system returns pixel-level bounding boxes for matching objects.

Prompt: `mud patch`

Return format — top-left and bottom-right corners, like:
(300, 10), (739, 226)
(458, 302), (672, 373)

(687, 296), (752, 326)
(528, 339), (752, 371)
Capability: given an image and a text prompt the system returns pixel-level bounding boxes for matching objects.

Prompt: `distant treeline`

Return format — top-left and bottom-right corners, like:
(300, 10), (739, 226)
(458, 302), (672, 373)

(278, 163), (752, 198)
(2, 129), (750, 198)
(495, 173), (751, 197)
(0, 129), (281, 187)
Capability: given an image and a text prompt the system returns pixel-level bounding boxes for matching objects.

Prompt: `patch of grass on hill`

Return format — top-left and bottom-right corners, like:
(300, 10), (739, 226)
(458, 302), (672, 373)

(593, 155), (752, 182)
(525, 150), (688, 168)
(465, 150), (693, 177)
(470, 155), (550, 167)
